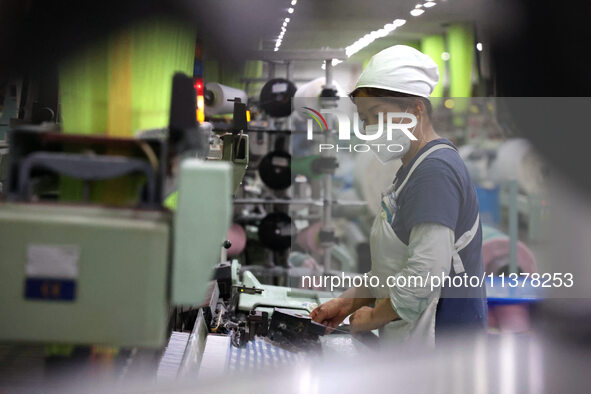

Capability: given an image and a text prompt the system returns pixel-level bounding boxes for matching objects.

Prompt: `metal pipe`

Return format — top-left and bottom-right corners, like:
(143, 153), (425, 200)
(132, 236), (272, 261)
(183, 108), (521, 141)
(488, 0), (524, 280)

(321, 59), (335, 272)
(508, 180), (518, 274)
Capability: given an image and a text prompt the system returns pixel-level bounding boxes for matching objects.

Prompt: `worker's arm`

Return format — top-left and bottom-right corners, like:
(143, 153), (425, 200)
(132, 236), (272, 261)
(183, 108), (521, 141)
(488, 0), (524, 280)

(310, 282), (374, 331)
(349, 298), (398, 333)
(350, 223), (453, 332)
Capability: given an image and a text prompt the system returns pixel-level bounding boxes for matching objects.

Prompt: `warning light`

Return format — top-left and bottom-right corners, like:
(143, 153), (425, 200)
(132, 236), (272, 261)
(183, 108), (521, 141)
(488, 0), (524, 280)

(246, 110), (251, 122)
(194, 77), (205, 123)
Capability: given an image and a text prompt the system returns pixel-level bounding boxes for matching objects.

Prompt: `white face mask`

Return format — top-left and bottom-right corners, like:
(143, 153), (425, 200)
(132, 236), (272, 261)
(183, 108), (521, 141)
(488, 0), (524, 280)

(365, 111), (418, 164)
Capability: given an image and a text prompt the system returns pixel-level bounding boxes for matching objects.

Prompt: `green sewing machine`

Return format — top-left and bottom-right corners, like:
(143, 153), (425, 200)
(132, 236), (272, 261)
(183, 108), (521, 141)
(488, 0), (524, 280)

(0, 75), (249, 349)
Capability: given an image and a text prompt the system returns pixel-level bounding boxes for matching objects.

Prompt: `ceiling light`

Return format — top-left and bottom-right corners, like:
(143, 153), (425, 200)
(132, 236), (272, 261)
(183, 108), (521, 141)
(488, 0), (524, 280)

(410, 8), (424, 16)
(274, 48), (279, 52)
(476, 42), (483, 51)
(285, 17), (290, 22)
(423, 1), (436, 7)
(291, 0), (297, 5)
(384, 23), (396, 32)
(441, 52), (450, 60)
(288, 7), (294, 13)
(415, 4), (423, 8)
(344, 18), (409, 58)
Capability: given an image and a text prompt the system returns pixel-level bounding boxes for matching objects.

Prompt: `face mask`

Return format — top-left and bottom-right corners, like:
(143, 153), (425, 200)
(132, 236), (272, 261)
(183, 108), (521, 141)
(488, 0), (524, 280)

(365, 111), (417, 164)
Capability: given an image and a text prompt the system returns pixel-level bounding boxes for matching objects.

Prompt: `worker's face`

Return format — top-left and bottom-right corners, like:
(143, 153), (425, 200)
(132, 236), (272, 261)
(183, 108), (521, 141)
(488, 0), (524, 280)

(353, 94), (416, 133)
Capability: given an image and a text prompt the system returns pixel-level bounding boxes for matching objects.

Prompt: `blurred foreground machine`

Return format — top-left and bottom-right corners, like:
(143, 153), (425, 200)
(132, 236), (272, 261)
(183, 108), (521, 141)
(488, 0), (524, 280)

(0, 74), (247, 348)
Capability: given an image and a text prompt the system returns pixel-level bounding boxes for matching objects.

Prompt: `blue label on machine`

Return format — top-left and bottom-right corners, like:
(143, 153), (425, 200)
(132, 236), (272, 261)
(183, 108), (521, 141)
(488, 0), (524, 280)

(24, 278), (76, 301)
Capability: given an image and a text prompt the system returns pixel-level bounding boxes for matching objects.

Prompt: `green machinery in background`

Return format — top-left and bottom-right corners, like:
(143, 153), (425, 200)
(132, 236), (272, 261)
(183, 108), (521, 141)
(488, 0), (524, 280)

(0, 75), (247, 349)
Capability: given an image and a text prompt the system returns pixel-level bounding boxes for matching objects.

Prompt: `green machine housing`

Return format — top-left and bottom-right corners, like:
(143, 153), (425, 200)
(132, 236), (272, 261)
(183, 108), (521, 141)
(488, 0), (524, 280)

(0, 130), (233, 348)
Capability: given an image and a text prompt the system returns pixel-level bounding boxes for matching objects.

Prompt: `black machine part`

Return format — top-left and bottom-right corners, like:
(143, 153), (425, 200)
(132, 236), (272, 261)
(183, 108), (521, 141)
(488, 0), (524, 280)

(230, 97), (248, 134)
(168, 73), (207, 158)
(311, 156), (338, 174)
(5, 128), (167, 207)
(268, 308), (326, 349)
(259, 78), (297, 118)
(258, 211), (294, 251)
(213, 262), (233, 300)
(229, 310), (269, 348)
(15, 152), (157, 204)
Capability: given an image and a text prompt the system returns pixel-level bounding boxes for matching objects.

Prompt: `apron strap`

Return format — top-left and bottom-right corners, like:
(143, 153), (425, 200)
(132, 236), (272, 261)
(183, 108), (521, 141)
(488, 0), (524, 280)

(390, 143), (479, 275)
(451, 213), (480, 274)
(394, 144), (455, 196)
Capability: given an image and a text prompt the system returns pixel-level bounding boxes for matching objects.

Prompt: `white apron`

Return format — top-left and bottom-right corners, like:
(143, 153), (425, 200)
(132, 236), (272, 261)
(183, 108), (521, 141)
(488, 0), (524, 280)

(369, 144), (480, 346)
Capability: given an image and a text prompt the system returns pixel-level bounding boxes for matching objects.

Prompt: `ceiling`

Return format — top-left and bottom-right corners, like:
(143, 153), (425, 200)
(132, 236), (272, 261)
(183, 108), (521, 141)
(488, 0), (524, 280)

(193, 0), (500, 63)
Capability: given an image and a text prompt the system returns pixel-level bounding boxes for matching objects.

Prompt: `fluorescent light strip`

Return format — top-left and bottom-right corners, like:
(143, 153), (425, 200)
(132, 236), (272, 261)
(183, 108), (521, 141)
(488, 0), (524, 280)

(275, 1), (296, 51)
(322, 0), (437, 68)
(344, 19), (406, 58)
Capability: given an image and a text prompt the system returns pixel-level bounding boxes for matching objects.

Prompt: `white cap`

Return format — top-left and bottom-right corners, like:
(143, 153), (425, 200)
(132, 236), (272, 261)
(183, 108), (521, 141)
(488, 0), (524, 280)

(354, 45), (439, 98)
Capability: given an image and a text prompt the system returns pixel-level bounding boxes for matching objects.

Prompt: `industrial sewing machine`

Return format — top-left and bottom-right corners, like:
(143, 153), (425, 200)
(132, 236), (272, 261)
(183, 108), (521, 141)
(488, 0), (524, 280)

(0, 74), (249, 349)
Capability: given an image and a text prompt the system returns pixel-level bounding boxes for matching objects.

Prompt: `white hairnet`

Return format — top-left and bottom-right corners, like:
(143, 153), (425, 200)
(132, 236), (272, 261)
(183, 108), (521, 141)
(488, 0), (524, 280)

(354, 45), (439, 98)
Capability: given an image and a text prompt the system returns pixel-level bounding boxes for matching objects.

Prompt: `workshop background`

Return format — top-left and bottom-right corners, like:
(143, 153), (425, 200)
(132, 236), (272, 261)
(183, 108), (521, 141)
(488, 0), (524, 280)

(1, 0), (590, 392)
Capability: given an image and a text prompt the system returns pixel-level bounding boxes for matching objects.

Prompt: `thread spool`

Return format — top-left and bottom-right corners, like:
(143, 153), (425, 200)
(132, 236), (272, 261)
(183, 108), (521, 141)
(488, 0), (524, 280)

(258, 212), (294, 251)
(258, 150), (291, 190)
(227, 223), (247, 256)
(259, 78), (297, 118)
(204, 83), (248, 115)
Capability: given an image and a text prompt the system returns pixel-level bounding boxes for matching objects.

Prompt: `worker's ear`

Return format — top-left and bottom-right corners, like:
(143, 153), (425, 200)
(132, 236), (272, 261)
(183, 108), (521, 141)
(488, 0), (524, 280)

(413, 100), (426, 119)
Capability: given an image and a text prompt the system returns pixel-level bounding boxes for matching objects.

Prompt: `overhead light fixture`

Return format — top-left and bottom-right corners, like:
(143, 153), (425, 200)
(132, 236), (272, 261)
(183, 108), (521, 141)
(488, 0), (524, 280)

(441, 52), (450, 60)
(344, 18), (407, 58)
(476, 42), (483, 51)
(410, 8), (424, 16)
(424, 1), (436, 8)
(275, 2), (297, 52)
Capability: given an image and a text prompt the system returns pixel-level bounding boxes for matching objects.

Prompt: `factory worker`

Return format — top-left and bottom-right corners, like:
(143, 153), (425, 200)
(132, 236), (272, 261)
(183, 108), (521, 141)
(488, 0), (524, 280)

(310, 45), (487, 345)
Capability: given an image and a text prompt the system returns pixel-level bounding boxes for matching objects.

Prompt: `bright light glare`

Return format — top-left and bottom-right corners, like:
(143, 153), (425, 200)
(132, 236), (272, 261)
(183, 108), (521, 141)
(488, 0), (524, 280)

(344, 18), (408, 58)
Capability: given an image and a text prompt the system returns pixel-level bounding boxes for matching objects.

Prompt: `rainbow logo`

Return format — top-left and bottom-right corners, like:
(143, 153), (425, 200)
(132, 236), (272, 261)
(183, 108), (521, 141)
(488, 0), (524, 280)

(301, 107), (328, 131)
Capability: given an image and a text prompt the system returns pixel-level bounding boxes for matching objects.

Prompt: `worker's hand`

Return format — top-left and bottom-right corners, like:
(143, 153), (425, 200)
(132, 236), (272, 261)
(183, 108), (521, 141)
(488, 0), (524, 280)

(349, 306), (378, 333)
(310, 298), (353, 333)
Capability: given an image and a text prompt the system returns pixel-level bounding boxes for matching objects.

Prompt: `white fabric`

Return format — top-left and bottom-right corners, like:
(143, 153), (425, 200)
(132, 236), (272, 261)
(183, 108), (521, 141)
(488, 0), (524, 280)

(368, 143), (479, 346)
(452, 213), (480, 274)
(354, 45), (439, 98)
